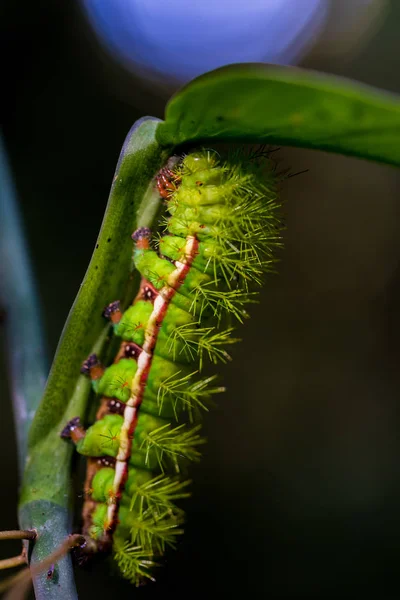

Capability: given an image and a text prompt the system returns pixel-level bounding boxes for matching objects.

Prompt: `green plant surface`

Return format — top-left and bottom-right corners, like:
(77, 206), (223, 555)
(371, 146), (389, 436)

(156, 63), (400, 167)
(18, 117), (169, 599)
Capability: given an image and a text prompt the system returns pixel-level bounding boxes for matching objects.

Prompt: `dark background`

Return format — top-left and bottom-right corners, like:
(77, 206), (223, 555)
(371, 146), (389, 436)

(2, 0), (400, 597)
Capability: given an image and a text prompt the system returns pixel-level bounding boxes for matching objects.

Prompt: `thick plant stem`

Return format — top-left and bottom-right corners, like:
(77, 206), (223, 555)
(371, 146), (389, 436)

(18, 503), (79, 600)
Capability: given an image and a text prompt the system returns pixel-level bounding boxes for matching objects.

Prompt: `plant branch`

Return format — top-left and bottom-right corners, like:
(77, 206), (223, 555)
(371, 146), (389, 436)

(0, 555), (26, 571)
(0, 530), (36, 541)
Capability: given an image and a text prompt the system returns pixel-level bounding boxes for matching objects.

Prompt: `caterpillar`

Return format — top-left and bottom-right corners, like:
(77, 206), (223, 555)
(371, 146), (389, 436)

(61, 147), (282, 584)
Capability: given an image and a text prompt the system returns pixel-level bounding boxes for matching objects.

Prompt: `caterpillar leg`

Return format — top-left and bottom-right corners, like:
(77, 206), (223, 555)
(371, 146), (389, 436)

(103, 301), (122, 323)
(60, 416), (86, 444)
(80, 353), (104, 380)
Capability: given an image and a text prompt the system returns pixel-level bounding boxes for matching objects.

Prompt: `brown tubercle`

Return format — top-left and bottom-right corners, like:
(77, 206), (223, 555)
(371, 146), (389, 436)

(107, 398), (125, 416)
(134, 278), (158, 304)
(114, 341), (143, 363)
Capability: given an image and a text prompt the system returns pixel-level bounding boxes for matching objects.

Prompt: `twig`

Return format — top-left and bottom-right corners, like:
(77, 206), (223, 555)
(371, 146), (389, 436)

(0, 535), (86, 600)
(0, 530), (36, 541)
(0, 555), (26, 571)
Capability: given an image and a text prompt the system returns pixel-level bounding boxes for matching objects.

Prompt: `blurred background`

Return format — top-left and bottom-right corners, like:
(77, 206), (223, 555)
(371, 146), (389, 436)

(1, 0), (400, 597)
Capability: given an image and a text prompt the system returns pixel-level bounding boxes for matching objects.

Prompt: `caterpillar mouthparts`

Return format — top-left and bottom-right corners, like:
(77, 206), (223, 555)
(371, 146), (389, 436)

(62, 147), (283, 584)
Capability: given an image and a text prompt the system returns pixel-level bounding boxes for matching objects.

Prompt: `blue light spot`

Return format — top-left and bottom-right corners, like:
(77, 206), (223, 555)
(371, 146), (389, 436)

(81, 0), (328, 84)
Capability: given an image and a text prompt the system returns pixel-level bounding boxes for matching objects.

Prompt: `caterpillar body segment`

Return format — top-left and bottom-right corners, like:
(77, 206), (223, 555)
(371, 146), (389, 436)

(62, 148), (282, 584)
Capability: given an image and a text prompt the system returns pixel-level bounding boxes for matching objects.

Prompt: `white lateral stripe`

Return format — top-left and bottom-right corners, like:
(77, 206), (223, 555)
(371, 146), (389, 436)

(153, 294), (164, 312)
(137, 349), (150, 371)
(104, 235), (196, 532)
(106, 459), (127, 526)
(116, 405), (136, 461)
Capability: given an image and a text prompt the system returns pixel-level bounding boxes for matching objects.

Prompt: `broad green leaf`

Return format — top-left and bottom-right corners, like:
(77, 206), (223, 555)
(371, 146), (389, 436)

(156, 63), (400, 167)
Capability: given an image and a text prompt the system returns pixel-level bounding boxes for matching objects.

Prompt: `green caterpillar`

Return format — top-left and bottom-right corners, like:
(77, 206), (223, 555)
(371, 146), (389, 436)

(61, 147), (282, 584)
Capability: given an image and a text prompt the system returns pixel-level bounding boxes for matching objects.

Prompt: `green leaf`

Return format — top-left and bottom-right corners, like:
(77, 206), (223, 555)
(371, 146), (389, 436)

(18, 117), (169, 598)
(156, 63), (400, 167)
